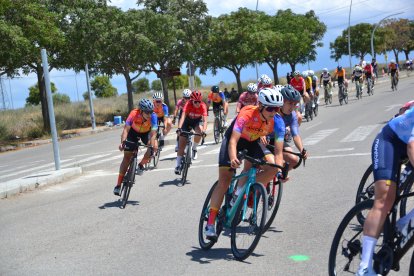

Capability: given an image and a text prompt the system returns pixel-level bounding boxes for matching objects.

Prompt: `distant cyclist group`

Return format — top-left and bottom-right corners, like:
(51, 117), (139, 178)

(111, 62), (413, 271)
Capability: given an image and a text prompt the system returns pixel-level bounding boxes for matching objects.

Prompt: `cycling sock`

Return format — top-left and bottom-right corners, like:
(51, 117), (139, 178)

(117, 173), (124, 186)
(207, 207), (219, 225)
(360, 236), (377, 269)
(160, 134), (164, 140)
(176, 156), (182, 167)
(223, 114), (227, 121)
(192, 142), (198, 151)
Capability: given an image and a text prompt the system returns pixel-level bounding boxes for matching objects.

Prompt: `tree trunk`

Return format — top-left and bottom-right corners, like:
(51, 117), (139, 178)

(272, 62), (279, 84)
(36, 65), (50, 133)
(403, 50), (409, 61)
(160, 75), (172, 110)
(392, 49), (400, 64)
(290, 63), (296, 73)
(123, 71), (134, 111)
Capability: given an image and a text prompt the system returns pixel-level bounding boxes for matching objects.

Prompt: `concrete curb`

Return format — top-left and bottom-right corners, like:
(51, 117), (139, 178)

(0, 167), (82, 199)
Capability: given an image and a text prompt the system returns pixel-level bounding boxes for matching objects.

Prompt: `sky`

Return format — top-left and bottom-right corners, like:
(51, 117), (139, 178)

(1, 0), (413, 109)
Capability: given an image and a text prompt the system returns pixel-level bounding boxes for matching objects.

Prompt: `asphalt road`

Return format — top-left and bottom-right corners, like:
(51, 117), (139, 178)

(1, 76), (414, 275)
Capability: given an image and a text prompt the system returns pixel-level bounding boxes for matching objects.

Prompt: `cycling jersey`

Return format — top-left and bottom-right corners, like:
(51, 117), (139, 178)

(238, 92), (258, 108)
(125, 109), (158, 133)
(388, 63), (398, 70)
(208, 92), (226, 104)
(304, 76), (313, 91)
(353, 69), (363, 78)
(364, 64), (373, 75)
(311, 76), (318, 90)
(321, 72), (331, 82)
(388, 107), (414, 144)
(335, 68), (346, 77)
(282, 111), (299, 137)
(153, 102), (169, 118)
(183, 101), (208, 119)
(290, 77), (305, 94)
(232, 105), (280, 142)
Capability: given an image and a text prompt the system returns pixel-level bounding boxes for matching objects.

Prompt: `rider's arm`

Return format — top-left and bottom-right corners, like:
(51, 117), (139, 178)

(228, 131), (241, 167)
(178, 111), (186, 129)
(201, 103), (208, 132)
(120, 125), (131, 144)
(236, 102), (242, 113)
(408, 141), (414, 168)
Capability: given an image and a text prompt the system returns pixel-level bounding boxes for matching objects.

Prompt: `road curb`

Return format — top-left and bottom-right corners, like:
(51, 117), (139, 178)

(0, 167), (82, 199)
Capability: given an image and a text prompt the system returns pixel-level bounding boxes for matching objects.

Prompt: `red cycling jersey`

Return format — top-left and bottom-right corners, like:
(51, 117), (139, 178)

(364, 64), (373, 74)
(238, 92), (258, 108)
(183, 101), (208, 119)
(290, 77), (305, 93)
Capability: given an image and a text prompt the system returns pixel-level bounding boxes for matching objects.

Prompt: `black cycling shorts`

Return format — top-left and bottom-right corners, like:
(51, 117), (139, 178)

(181, 117), (202, 132)
(124, 128), (150, 151)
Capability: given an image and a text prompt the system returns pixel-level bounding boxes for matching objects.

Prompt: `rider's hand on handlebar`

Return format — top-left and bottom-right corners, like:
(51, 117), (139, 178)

(260, 136), (269, 145)
(176, 128), (181, 135)
(230, 158), (241, 169)
(301, 148), (308, 160)
(172, 117), (176, 125)
(119, 142), (125, 151)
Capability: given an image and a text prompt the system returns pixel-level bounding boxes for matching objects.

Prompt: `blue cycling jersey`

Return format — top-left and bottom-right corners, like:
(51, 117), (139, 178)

(272, 114), (286, 142)
(282, 111), (299, 137)
(388, 107), (414, 144)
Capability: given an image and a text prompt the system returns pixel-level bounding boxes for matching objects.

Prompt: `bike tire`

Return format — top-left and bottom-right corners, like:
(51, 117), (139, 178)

(344, 93), (349, 104)
(121, 157), (137, 208)
(399, 166), (414, 218)
(263, 179), (283, 232)
(198, 181), (219, 250)
(329, 94), (332, 104)
(153, 148), (160, 168)
(230, 182), (267, 261)
(213, 118), (220, 144)
(410, 249), (414, 276)
(181, 144), (191, 185)
(329, 200), (376, 276)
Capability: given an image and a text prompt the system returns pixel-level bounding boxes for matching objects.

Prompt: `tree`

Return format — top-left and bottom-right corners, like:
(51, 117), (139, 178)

(151, 79), (162, 91)
(132, 78), (150, 93)
(197, 8), (268, 92)
(383, 18), (414, 62)
(53, 93), (71, 105)
(90, 75), (117, 98)
(138, 0), (210, 108)
(330, 23), (378, 62)
(1, 0), (66, 132)
(26, 82), (57, 106)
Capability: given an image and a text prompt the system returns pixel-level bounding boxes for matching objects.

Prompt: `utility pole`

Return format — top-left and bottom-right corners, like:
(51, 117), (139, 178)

(85, 64), (96, 130)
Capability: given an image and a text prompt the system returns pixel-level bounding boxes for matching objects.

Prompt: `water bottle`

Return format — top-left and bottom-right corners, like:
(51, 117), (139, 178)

(396, 208), (414, 232)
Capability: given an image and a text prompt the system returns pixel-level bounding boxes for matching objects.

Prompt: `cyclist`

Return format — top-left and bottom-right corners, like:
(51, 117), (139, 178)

(320, 68), (333, 98)
(267, 85), (308, 170)
(290, 70), (310, 104)
(371, 58), (378, 81)
(352, 64), (364, 93)
(257, 74), (273, 91)
(397, 100), (414, 116)
(236, 82), (258, 114)
(356, 108), (414, 276)
(309, 70), (319, 106)
(333, 65), (348, 96)
(363, 61), (374, 90)
(175, 90), (207, 174)
(152, 92), (172, 147)
(204, 87), (285, 239)
(207, 85), (229, 127)
(113, 99), (158, 196)
(172, 89), (192, 151)
(388, 60), (399, 89)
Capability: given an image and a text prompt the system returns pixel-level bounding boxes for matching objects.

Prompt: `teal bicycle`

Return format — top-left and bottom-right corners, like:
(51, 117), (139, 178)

(198, 150), (287, 261)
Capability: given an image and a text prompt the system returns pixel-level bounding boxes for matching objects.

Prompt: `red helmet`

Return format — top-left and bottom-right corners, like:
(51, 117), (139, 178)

(190, 90), (203, 101)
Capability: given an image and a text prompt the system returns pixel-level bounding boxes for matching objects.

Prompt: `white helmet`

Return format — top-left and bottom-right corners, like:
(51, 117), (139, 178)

(274, 84), (284, 91)
(182, 89), (191, 98)
(323, 68), (328, 73)
(152, 92), (163, 100)
(247, 83), (257, 93)
(391, 59), (396, 64)
(362, 60), (367, 67)
(258, 74), (272, 86)
(308, 70), (314, 76)
(301, 71), (308, 78)
(258, 87), (283, 107)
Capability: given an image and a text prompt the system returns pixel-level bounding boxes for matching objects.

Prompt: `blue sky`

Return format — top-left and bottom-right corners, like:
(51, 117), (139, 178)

(2, 0), (413, 109)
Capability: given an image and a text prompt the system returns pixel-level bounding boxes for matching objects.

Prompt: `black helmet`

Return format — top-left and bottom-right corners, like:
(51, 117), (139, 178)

(211, 85), (219, 93)
(337, 65), (342, 70)
(281, 85), (301, 102)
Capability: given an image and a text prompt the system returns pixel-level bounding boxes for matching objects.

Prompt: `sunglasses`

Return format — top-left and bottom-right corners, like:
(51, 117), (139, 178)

(184, 97), (190, 100)
(264, 106), (279, 112)
(155, 100), (162, 103)
(143, 110), (152, 114)
(193, 101), (201, 104)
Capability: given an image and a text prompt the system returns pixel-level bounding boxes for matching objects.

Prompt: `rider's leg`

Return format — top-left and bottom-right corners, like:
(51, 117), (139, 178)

(223, 102), (229, 126)
(116, 151), (133, 187)
(175, 135), (187, 170)
(282, 146), (299, 170)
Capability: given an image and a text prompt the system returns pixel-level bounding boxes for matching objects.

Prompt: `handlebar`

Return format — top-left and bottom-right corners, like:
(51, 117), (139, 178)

(178, 130), (204, 137)
(265, 145), (305, 168)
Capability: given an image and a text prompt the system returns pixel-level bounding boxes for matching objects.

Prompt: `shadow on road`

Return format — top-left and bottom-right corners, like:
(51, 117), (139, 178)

(98, 200), (140, 209)
(186, 246), (245, 264)
(159, 178), (185, 187)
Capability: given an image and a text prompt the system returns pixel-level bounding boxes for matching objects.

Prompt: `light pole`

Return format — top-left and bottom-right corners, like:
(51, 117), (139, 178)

(348, 0), (353, 71)
(254, 0), (259, 80)
(371, 12), (404, 58)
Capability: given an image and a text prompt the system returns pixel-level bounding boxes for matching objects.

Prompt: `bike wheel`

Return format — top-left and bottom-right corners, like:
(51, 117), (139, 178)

(410, 249), (414, 276)
(213, 118), (220, 144)
(263, 180), (283, 232)
(344, 93), (349, 104)
(181, 144), (191, 185)
(313, 103), (318, 117)
(199, 181), (220, 249)
(329, 93), (332, 104)
(399, 165), (414, 218)
(121, 157), (137, 208)
(231, 183), (267, 261)
(328, 200), (385, 276)
(153, 148), (160, 168)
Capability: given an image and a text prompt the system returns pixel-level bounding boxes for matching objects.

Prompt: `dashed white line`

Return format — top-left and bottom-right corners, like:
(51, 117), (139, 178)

(303, 128), (339, 146)
(340, 125), (379, 142)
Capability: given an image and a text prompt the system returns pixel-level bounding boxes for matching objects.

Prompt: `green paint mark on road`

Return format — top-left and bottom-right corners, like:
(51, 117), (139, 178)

(289, 255), (310, 262)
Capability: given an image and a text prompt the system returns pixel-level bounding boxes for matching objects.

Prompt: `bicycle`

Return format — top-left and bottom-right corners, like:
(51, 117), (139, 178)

(198, 150), (284, 261)
(391, 74), (399, 91)
(177, 130), (203, 186)
(262, 148), (304, 232)
(324, 83), (333, 105)
(119, 141), (152, 209)
(354, 78), (363, 100)
(338, 82), (348, 105)
(145, 122), (165, 170)
(355, 160), (414, 222)
(313, 92), (319, 117)
(305, 99), (313, 122)
(366, 77), (374, 96)
(213, 106), (226, 144)
(328, 158), (414, 275)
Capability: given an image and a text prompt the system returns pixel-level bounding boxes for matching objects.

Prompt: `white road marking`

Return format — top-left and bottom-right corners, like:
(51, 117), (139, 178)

(303, 128), (339, 146)
(81, 155), (122, 168)
(340, 125), (379, 142)
(305, 121), (322, 130)
(204, 148), (221, 155)
(309, 152), (370, 159)
(328, 148), (354, 152)
(385, 104), (402, 112)
(0, 159), (73, 180)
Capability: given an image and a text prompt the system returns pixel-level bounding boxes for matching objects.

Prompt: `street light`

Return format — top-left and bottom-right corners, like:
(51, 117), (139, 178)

(255, 0), (259, 79)
(348, 0), (353, 72)
(370, 12), (404, 58)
